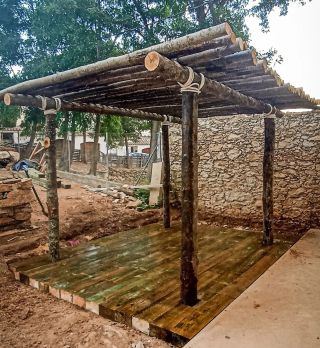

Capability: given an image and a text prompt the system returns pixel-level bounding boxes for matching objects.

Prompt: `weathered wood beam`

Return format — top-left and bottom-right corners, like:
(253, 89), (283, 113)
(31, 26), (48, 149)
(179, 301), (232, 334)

(262, 116), (275, 245)
(44, 110), (60, 262)
(59, 70), (277, 103)
(162, 123), (171, 229)
(177, 42), (243, 66)
(58, 76), (174, 101)
(187, 49), (257, 70)
(145, 51), (283, 117)
(73, 85), (181, 103)
(167, 34), (236, 58)
(3, 93), (181, 124)
(180, 92), (199, 306)
(0, 23), (232, 98)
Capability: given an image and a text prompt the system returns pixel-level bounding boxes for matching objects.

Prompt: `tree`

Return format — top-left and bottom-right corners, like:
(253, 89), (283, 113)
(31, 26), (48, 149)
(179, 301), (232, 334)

(21, 107), (44, 156)
(0, 104), (20, 128)
(57, 111), (70, 171)
(1, 0), (310, 156)
(76, 113), (93, 163)
(120, 117), (149, 168)
(0, 0), (26, 77)
(89, 114), (101, 176)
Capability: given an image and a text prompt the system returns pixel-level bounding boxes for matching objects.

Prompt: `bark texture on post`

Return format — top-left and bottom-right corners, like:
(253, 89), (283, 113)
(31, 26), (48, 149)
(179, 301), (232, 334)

(82, 128), (87, 163)
(90, 114), (101, 176)
(45, 110), (60, 262)
(162, 123), (171, 228)
(58, 111), (70, 172)
(148, 120), (161, 178)
(262, 116), (275, 245)
(26, 121), (37, 157)
(180, 92), (199, 306)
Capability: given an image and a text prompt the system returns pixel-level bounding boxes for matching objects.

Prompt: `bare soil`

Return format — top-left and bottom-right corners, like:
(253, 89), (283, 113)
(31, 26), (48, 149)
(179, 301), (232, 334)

(0, 183), (171, 348)
(0, 176), (303, 347)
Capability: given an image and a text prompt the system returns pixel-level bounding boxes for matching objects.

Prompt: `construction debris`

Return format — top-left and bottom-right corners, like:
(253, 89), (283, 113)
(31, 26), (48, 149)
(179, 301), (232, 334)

(0, 151), (19, 168)
(82, 185), (142, 207)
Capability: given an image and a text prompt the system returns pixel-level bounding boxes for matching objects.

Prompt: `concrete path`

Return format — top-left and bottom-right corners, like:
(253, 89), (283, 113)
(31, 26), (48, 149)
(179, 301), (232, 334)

(186, 229), (320, 348)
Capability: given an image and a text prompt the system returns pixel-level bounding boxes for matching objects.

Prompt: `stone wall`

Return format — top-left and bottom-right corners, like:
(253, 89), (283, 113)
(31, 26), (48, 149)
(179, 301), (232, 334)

(0, 175), (33, 230)
(169, 111), (320, 229)
(108, 167), (148, 185)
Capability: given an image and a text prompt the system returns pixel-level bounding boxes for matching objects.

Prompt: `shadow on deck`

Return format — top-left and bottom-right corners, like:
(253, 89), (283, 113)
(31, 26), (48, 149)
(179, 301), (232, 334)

(9, 223), (292, 346)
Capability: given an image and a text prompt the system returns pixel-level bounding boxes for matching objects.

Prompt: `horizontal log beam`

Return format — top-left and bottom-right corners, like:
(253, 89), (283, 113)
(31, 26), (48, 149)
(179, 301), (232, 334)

(3, 93), (181, 123)
(145, 51), (283, 117)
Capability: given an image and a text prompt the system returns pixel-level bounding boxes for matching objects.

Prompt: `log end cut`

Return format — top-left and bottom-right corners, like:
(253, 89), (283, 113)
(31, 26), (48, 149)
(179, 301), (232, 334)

(3, 93), (12, 106)
(145, 52), (161, 72)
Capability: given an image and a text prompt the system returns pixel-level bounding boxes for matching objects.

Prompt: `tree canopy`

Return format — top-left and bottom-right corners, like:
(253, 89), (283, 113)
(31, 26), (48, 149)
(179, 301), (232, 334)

(0, 0), (311, 144)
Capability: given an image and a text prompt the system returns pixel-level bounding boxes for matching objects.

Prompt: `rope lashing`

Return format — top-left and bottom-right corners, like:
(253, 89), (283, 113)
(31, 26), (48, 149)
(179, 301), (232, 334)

(162, 115), (172, 126)
(178, 67), (205, 94)
(264, 103), (276, 119)
(53, 97), (62, 111)
(43, 109), (57, 116)
(38, 95), (48, 110)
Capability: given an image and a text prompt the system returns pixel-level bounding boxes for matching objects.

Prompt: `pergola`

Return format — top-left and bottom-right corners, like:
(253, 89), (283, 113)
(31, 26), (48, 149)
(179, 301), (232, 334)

(1, 22), (317, 307)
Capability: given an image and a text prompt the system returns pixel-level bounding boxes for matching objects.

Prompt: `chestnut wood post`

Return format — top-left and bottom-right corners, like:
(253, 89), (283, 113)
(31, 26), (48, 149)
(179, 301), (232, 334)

(262, 115), (275, 245)
(44, 109), (60, 262)
(162, 122), (171, 228)
(180, 92), (199, 306)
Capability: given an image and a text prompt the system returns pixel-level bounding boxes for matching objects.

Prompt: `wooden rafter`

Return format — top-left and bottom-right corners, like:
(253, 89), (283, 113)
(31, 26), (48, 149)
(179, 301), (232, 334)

(3, 93), (181, 124)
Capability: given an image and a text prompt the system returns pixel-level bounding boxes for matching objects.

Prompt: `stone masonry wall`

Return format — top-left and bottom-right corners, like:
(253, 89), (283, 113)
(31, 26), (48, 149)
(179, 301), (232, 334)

(170, 112), (320, 228)
(0, 176), (33, 230)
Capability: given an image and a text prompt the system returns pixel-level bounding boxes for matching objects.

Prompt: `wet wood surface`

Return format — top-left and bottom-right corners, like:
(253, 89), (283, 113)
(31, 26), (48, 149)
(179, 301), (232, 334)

(10, 223), (291, 346)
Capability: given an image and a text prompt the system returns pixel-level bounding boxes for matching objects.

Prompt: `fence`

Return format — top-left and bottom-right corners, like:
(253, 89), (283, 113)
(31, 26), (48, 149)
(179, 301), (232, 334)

(104, 153), (149, 168)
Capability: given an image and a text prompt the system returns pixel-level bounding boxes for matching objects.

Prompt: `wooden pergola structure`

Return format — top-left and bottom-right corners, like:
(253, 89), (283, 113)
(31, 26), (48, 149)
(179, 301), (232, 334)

(1, 22), (317, 306)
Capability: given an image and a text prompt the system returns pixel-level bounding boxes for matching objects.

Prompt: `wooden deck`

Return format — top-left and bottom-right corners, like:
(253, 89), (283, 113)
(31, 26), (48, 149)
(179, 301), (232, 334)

(10, 223), (292, 346)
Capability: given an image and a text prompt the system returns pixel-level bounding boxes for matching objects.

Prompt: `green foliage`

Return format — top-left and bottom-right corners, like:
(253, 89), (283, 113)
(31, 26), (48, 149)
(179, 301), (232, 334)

(0, 0), (312, 140)
(134, 188), (159, 210)
(0, 0), (27, 75)
(20, 107), (45, 136)
(0, 103), (20, 127)
(100, 116), (149, 149)
(257, 47), (284, 66)
(249, 0), (310, 32)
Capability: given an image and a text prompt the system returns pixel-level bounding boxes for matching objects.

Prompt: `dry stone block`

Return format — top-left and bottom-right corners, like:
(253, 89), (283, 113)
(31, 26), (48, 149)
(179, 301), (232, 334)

(0, 175), (33, 229)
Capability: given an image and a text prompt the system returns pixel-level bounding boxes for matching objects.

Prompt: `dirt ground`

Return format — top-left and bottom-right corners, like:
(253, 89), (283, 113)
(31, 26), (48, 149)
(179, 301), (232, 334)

(0, 175), (304, 348)
(0, 182), (172, 348)
(0, 258), (171, 348)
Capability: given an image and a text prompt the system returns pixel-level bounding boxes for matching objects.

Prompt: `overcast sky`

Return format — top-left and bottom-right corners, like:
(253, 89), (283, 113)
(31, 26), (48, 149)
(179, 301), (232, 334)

(246, 0), (320, 100)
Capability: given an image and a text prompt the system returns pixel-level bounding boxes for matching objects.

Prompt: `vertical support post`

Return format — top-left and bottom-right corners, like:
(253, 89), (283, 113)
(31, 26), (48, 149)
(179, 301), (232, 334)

(180, 92), (199, 306)
(162, 123), (171, 228)
(262, 115), (275, 245)
(44, 110), (60, 262)
(90, 114), (101, 176)
(18, 130), (20, 155)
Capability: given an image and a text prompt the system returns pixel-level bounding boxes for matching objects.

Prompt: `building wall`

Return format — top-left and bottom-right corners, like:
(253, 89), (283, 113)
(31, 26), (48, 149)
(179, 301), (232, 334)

(169, 112), (320, 228)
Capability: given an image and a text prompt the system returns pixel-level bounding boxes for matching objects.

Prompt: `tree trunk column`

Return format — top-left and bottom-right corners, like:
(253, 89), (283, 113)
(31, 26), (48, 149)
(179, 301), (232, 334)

(262, 115), (276, 245)
(44, 110), (60, 262)
(180, 92), (199, 306)
(162, 123), (171, 228)
(90, 114), (101, 176)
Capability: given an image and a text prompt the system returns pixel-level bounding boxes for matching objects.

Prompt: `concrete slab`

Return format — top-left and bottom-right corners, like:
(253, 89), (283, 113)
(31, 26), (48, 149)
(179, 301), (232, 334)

(186, 229), (320, 348)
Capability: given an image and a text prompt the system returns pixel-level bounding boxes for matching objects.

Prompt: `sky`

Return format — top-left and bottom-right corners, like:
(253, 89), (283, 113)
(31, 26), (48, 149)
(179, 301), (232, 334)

(246, 0), (320, 100)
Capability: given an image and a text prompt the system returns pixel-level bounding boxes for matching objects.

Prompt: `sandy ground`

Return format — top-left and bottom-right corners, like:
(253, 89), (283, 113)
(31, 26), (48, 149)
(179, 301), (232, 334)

(0, 174), (304, 348)
(0, 259), (171, 348)
(0, 183), (171, 348)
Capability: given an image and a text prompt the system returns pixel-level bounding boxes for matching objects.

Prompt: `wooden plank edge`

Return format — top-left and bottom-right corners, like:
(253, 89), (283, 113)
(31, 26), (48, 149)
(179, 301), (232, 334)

(99, 302), (189, 346)
(12, 271), (189, 346)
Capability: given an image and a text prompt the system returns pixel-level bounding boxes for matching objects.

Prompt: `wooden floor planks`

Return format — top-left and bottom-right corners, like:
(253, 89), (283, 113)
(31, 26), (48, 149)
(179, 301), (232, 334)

(10, 223), (292, 346)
